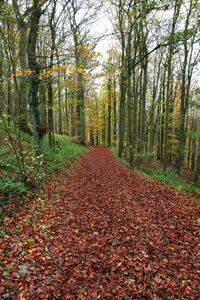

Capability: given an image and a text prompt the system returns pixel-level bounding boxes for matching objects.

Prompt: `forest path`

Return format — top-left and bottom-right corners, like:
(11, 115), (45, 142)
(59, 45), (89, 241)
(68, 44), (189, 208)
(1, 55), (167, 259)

(0, 147), (199, 299)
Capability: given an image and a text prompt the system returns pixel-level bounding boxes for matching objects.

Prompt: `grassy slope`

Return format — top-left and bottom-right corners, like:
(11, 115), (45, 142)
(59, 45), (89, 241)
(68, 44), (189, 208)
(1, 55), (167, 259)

(111, 147), (200, 195)
(0, 121), (86, 218)
(43, 134), (87, 172)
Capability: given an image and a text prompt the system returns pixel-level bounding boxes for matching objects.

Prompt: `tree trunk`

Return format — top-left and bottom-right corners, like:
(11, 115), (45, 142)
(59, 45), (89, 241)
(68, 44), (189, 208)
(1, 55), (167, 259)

(176, 0), (194, 175)
(12, 0), (32, 135)
(47, 1), (56, 149)
(193, 140), (200, 183)
(57, 57), (63, 135)
(118, 8), (126, 158)
(7, 66), (12, 126)
(107, 78), (112, 147)
(164, 0), (181, 170)
(39, 81), (47, 127)
(112, 78), (117, 145)
(27, 0), (43, 154)
(77, 75), (85, 144)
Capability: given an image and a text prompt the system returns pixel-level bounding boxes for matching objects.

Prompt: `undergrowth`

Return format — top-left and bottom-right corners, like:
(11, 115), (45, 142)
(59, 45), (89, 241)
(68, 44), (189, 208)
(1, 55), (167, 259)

(44, 134), (86, 173)
(0, 120), (86, 220)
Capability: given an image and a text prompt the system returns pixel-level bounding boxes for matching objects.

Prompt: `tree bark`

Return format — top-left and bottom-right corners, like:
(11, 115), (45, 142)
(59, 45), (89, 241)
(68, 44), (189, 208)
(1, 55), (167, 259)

(107, 78), (112, 147)
(118, 22), (126, 157)
(27, 0), (43, 154)
(164, 0), (181, 170)
(112, 78), (117, 145)
(12, 0), (32, 135)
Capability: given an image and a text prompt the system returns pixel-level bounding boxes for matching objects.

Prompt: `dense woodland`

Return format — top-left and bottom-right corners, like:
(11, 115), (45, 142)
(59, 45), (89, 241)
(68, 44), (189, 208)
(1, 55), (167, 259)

(1, 1), (200, 299)
(0, 0), (200, 184)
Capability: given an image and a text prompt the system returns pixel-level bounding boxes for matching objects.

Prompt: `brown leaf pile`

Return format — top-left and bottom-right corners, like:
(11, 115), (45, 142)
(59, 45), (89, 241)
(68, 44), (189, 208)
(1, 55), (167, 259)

(0, 147), (199, 299)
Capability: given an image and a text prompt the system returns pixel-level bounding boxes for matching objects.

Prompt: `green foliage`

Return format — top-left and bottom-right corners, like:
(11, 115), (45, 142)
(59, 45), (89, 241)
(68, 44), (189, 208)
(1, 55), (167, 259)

(0, 177), (27, 220)
(186, 130), (200, 140)
(0, 133), (86, 187)
(152, 170), (178, 183)
(0, 146), (27, 199)
(0, 149), (17, 172)
(138, 150), (155, 160)
(2, 271), (9, 279)
(0, 178), (27, 195)
(151, 170), (179, 187)
(151, 170), (200, 194)
(44, 134), (86, 173)
(21, 151), (44, 180)
(0, 119), (87, 221)
(1, 116), (86, 176)
(189, 100), (200, 109)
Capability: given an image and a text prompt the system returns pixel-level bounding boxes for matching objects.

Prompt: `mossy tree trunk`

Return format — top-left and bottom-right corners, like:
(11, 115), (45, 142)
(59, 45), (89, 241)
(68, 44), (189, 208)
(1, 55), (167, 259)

(47, 0), (57, 149)
(27, 0), (43, 154)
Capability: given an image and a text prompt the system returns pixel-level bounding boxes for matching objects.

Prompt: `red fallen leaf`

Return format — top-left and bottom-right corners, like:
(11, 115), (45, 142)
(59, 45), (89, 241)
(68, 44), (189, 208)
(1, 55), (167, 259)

(117, 261), (123, 267)
(0, 147), (199, 299)
(154, 276), (163, 284)
(86, 267), (95, 279)
(17, 282), (24, 287)
(64, 295), (74, 300)
(57, 235), (63, 239)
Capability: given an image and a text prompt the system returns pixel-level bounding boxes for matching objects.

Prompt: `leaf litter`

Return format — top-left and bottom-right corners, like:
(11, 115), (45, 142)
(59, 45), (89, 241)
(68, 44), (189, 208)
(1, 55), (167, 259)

(0, 147), (199, 299)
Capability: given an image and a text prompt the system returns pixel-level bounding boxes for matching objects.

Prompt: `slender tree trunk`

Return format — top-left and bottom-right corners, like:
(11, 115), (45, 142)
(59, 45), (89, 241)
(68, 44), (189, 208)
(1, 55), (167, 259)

(126, 23), (134, 165)
(160, 66), (167, 161)
(187, 114), (195, 169)
(193, 140), (200, 183)
(57, 56), (63, 135)
(77, 75), (85, 144)
(118, 11), (126, 157)
(140, 20), (148, 156)
(48, 74), (54, 148)
(102, 103), (106, 145)
(164, 1), (181, 170)
(96, 97), (99, 145)
(150, 51), (162, 153)
(140, 55), (148, 155)
(176, 0), (194, 174)
(137, 67), (143, 158)
(64, 78), (69, 135)
(107, 78), (112, 147)
(7, 66), (11, 126)
(112, 78), (117, 145)
(48, 2), (56, 149)
(118, 66), (126, 157)
(132, 71), (138, 163)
